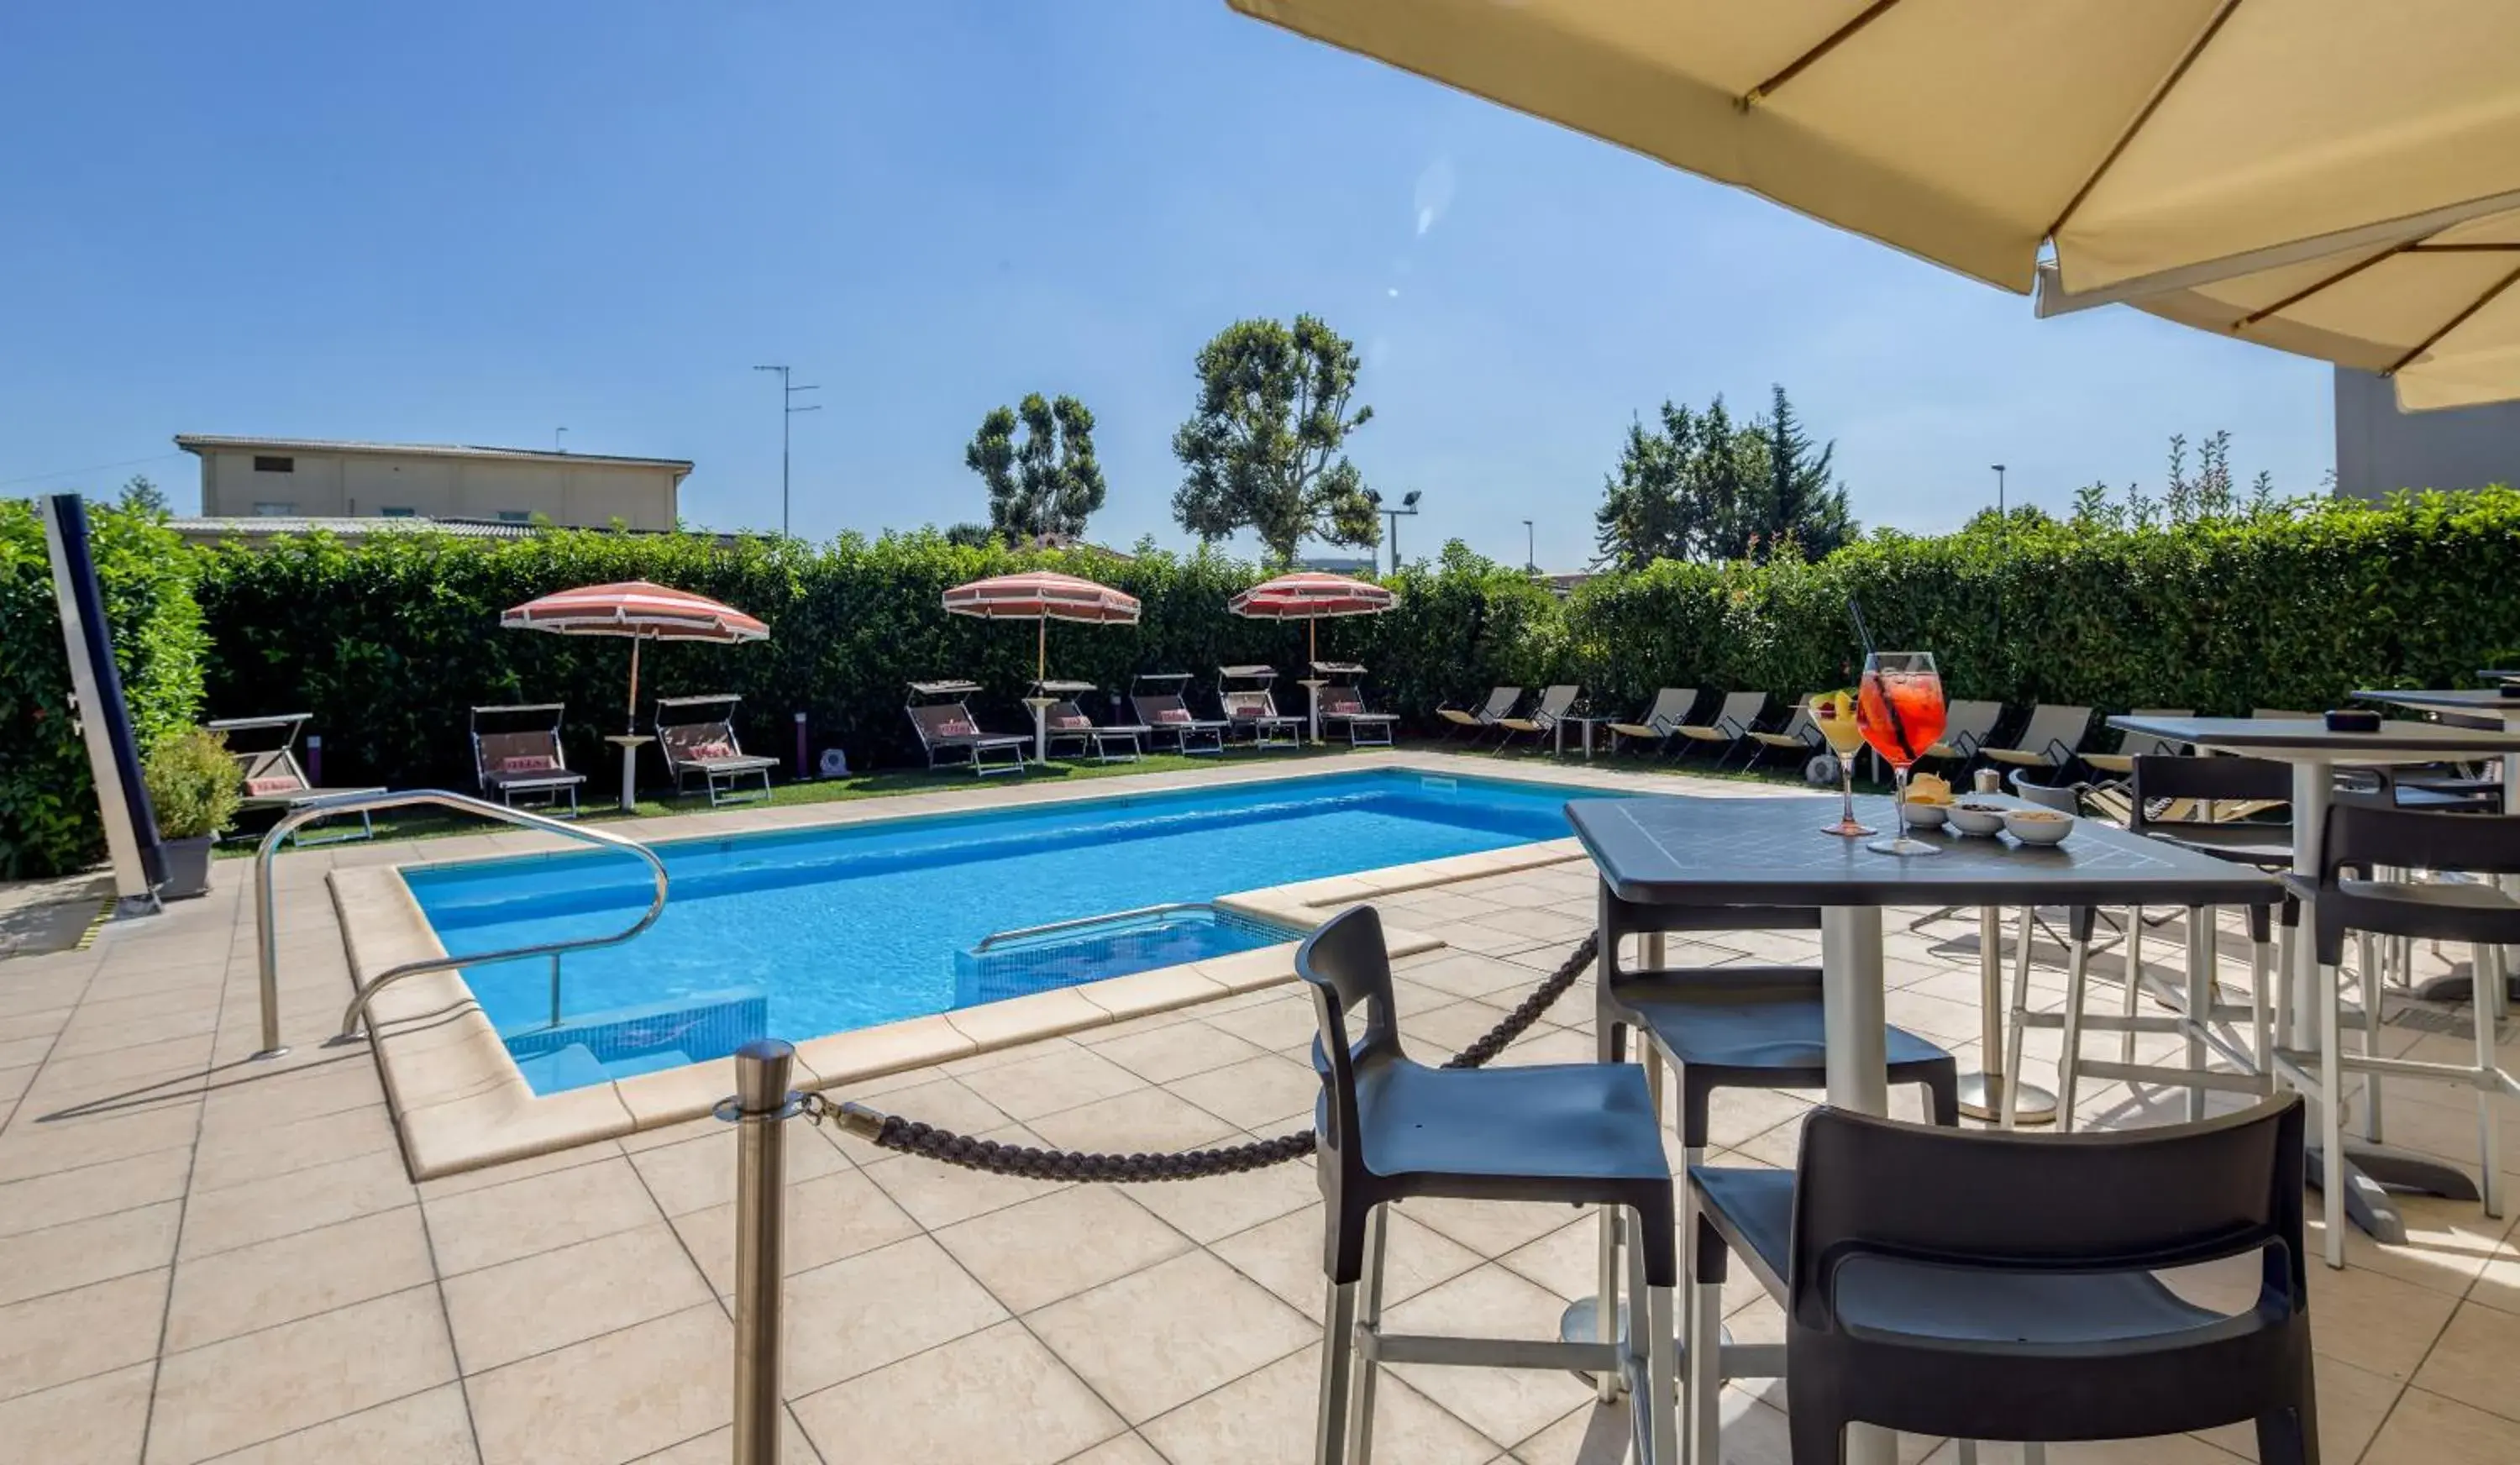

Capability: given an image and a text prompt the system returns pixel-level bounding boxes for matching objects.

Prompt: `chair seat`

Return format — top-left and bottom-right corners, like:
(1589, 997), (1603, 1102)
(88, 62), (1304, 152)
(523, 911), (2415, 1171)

(685, 754), (780, 772)
(2144, 822), (2295, 869)
(1352, 1058), (1670, 1189)
(1614, 969), (1953, 1077)
(1692, 1166), (2234, 1348)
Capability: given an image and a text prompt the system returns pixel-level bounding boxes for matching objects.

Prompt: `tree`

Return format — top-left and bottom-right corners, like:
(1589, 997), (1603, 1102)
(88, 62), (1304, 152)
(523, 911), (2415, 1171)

(942, 522), (996, 549)
(1589, 386), (1855, 567)
(1755, 386), (1854, 559)
(1170, 315), (1378, 564)
(117, 473), (169, 516)
(963, 393), (1107, 543)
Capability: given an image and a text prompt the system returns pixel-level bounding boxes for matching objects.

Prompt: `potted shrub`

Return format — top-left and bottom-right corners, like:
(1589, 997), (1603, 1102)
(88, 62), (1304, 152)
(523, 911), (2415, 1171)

(145, 727), (240, 900)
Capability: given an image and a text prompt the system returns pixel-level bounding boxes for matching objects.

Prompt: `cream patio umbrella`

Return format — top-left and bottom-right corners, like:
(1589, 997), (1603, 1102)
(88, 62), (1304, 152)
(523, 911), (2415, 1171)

(2037, 207), (2520, 411)
(1225, 1), (2520, 300)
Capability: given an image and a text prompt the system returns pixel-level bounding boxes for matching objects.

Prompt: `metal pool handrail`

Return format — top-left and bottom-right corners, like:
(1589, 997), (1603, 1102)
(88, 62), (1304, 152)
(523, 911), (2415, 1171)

(249, 788), (669, 1058)
(971, 901), (1219, 953)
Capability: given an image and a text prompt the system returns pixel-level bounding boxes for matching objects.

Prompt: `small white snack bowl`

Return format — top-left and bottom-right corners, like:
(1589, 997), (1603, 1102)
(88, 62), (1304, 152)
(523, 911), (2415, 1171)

(1901, 799), (1950, 828)
(1947, 801), (2010, 837)
(2003, 807), (2075, 845)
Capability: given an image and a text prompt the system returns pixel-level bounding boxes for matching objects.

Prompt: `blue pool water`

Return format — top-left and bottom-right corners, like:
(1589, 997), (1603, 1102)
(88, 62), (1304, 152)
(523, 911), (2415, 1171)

(406, 769), (1599, 1092)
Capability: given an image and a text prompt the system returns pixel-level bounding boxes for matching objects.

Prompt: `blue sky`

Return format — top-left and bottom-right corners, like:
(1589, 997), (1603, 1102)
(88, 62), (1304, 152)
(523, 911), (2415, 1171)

(0, 3), (2335, 568)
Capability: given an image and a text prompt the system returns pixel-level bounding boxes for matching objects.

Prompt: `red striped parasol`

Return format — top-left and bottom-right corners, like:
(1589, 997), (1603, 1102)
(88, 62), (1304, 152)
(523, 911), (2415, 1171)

(942, 572), (1140, 681)
(1227, 572), (1396, 661)
(501, 580), (769, 732)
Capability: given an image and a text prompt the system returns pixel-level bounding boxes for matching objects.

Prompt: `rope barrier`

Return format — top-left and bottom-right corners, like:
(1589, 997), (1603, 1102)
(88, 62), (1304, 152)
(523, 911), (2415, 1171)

(803, 932), (1600, 1182)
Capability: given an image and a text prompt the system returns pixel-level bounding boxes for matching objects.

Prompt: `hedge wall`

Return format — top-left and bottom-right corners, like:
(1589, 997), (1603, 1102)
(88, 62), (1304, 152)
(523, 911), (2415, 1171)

(0, 501), (208, 879)
(9, 486), (2513, 874)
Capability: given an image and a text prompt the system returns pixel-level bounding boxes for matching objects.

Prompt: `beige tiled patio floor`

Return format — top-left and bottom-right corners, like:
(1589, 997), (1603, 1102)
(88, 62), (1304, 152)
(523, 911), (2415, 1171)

(3, 757), (2518, 1463)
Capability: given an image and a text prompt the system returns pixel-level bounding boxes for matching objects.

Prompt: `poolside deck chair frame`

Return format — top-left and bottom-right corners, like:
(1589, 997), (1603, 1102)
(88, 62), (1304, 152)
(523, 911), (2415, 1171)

(1604, 687), (1698, 757)
(1979, 703), (2097, 780)
(469, 704), (588, 817)
(906, 681), (1032, 777)
(1036, 680), (1147, 763)
(205, 712), (383, 845)
(1494, 684), (1580, 751)
(1312, 662), (1399, 747)
(1915, 699), (2005, 778)
(1434, 686), (1520, 743)
(655, 694), (782, 806)
(1129, 672), (1227, 755)
(1740, 697), (1824, 770)
(1667, 690), (1768, 767)
(1215, 665), (1305, 751)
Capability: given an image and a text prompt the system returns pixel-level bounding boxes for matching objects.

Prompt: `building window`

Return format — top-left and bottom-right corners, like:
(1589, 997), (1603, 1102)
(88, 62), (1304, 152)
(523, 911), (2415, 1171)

(497, 510), (532, 523)
(252, 455), (295, 473)
(379, 507), (417, 518)
(251, 501), (296, 516)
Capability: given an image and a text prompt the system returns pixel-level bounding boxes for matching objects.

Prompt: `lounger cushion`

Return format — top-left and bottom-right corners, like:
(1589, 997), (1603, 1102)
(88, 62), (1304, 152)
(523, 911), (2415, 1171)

(934, 717), (975, 738)
(246, 775), (302, 796)
(686, 740), (735, 759)
(1153, 708), (1190, 724)
(1050, 714), (1089, 730)
(498, 754), (557, 773)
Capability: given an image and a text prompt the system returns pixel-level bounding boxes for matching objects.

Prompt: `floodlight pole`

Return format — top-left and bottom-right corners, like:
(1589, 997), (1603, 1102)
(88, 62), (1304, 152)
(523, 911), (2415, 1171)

(1370, 491), (1420, 575)
(754, 365), (822, 538)
(1992, 464), (2008, 681)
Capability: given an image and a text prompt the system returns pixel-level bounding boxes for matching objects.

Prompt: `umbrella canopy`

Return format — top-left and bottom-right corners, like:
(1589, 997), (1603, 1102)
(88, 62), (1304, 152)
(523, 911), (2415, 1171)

(1226, 1), (2520, 298)
(501, 580), (769, 732)
(1229, 572), (1397, 660)
(2039, 207), (2520, 411)
(942, 571), (1141, 682)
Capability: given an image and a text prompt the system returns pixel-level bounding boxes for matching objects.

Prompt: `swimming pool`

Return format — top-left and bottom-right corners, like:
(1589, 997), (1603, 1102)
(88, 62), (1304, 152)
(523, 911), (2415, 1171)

(405, 769), (1599, 1092)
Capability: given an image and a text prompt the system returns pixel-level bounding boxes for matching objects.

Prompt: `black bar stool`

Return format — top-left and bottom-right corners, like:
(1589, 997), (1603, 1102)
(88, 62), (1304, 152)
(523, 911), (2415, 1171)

(2285, 802), (2520, 1264)
(1687, 1098), (2317, 1464)
(1298, 906), (1678, 1465)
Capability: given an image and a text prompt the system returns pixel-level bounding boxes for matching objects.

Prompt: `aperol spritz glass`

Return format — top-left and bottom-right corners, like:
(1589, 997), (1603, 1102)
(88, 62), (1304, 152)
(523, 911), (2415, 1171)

(1811, 691), (1873, 837)
(1856, 651), (1948, 856)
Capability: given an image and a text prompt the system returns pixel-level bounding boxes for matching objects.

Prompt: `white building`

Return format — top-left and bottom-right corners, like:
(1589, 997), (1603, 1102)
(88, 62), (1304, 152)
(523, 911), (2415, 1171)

(176, 435), (692, 531)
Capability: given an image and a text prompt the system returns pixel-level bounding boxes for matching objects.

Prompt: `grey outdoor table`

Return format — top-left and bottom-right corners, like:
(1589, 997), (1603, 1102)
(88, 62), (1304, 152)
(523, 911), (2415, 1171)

(1563, 791), (2278, 1465)
(2111, 715), (2520, 1259)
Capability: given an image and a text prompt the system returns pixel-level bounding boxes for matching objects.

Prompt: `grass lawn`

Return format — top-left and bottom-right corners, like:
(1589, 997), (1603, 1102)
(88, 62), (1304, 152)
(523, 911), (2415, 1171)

(225, 738), (1882, 853)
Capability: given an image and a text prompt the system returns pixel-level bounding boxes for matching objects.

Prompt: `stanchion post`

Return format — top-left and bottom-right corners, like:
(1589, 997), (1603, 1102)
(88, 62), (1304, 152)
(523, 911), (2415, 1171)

(727, 1039), (795, 1465)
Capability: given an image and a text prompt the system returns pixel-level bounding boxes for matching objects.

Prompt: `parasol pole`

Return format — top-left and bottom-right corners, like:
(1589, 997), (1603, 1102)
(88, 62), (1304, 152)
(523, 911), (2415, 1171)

(627, 634), (641, 734)
(1037, 617), (1047, 683)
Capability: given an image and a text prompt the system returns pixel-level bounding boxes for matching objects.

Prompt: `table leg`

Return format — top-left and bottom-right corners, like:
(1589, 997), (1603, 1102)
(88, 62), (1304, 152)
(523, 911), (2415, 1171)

(1958, 905), (2055, 1123)
(617, 743), (638, 814)
(1819, 906), (1896, 1465)
(1034, 704), (1048, 765)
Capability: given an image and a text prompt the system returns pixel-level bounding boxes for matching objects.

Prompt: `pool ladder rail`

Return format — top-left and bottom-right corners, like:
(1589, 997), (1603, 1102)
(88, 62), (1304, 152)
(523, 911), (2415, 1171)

(247, 788), (670, 1060)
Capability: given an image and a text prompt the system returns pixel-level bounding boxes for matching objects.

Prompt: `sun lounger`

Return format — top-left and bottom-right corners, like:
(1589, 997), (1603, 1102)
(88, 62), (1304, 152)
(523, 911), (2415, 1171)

(470, 704), (588, 816)
(1743, 698), (1824, 769)
(2081, 709), (2193, 780)
(1130, 672), (1227, 755)
(1312, 662), (1398, 746)
(205, 712), (382, 844)
(1037, 680), (1146, 763)
(1494, 685), (1580, 750)
(1914, 699), (2004, 777)
(1978, 704), (2095, 776)
(1604, 687), (1698, 756)
(654, 694), (781, 806)
(1216, 666), (1305, 750)
(1669, 690), (1767, 765)
(906, 681), (1031, 776)
(1436, 686), (1520, 741)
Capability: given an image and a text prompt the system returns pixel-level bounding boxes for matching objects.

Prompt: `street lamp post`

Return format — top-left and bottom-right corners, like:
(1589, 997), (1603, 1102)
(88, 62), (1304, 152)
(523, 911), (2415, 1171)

(1522, 518), (1536, 575)
(753, 365), (822, 537)
(1991, 463), (2008, 685)
(1364, 489), (1421, 575)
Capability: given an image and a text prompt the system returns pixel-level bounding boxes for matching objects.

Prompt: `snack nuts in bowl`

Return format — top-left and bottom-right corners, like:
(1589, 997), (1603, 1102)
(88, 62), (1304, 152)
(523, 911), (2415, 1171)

(2003, 807), (2075, 845)
(1947, 801), (2011, 837)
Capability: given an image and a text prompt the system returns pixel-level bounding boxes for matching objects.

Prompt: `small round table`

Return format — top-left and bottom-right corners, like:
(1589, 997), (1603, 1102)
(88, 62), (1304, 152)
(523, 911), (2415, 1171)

(603, 735), (654, 814)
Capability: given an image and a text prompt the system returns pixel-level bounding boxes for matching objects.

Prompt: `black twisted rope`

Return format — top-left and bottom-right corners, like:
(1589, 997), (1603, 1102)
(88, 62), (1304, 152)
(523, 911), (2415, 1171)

(816, 932), (1599, 1182)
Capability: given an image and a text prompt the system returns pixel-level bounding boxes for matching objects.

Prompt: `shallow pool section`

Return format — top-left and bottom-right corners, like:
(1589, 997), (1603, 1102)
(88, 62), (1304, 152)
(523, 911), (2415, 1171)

(405, 769), (1598, 1092)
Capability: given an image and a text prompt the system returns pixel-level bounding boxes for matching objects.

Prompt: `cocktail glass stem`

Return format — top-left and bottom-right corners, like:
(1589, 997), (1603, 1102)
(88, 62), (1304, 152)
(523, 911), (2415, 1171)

(1892, 765), (1913, 843)
(1839, 764), (1859, 827)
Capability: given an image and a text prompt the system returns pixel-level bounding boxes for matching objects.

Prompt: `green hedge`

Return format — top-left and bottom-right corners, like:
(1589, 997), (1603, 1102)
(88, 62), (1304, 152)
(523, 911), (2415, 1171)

(0, 501), (208, 879)
(11, 487), (2515, 874)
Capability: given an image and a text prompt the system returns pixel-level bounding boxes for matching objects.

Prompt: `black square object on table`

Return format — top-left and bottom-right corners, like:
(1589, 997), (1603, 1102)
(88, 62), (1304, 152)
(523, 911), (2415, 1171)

(1564, 794), (2280, 911)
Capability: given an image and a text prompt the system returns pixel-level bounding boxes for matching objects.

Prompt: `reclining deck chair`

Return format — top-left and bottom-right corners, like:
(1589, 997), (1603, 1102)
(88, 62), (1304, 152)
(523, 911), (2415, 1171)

(1129, 672), (1227, 755)
(1434, 686), (1520, 742)
(1669, 690), (1767, 766)
(905, 681), (1030, 776)
(1494, 684), (1580, 750)
(1037, 680), (1146, 763)
(206, 712), (383, 844)
(470, 704), (588, 817)
(1980, 703), (2096, 780)
(1312, 662), (1398, 746)
(1604, 687), (1698, 757)
(1741, 697), (1824, 769)
(1216, 665), (1305, 750)
(1914, 699), (2004, 780)
(655, 694), (782, 805)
